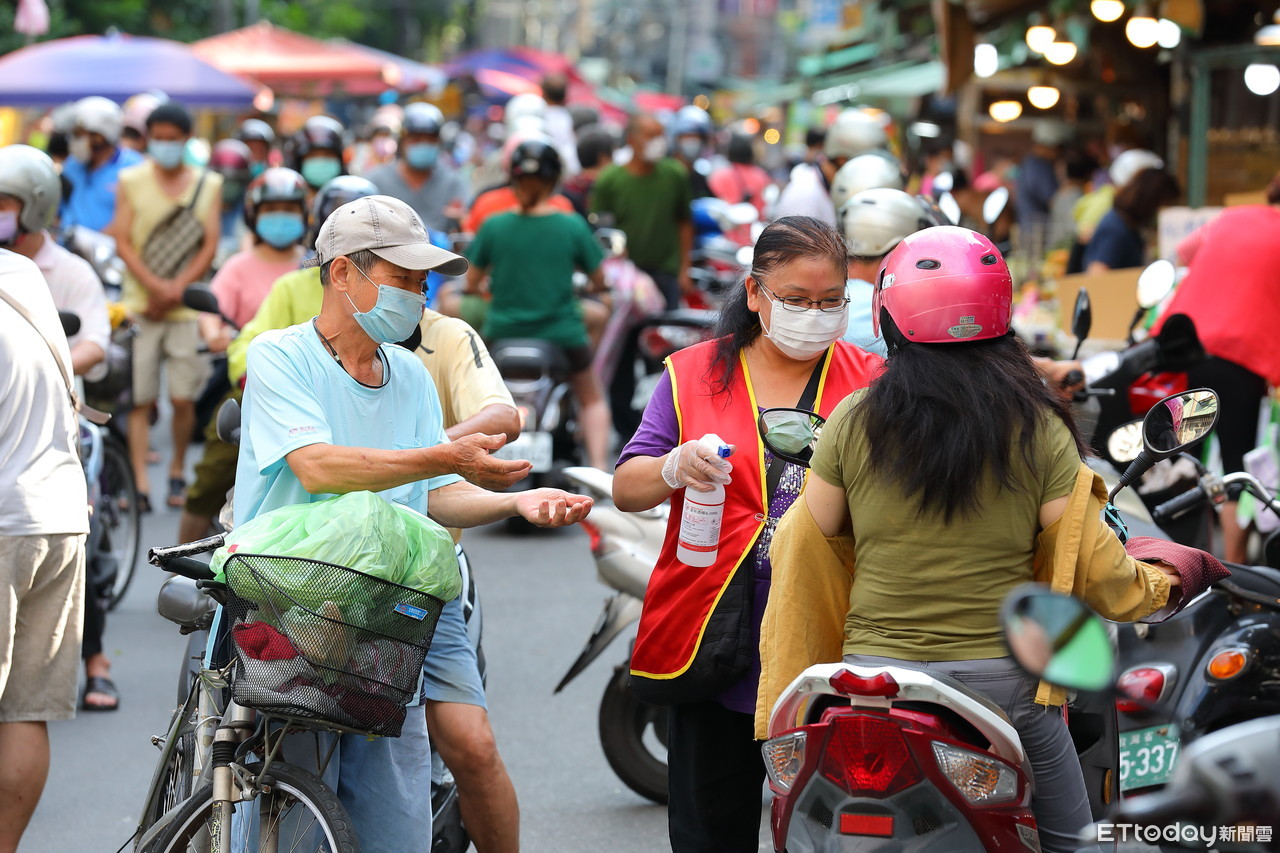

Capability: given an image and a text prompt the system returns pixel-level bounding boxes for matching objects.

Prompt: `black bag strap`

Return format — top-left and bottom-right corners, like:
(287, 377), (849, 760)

(764, 352), (826, 498)
(184, 169), (209, 213)
(0, 288), (110, 425)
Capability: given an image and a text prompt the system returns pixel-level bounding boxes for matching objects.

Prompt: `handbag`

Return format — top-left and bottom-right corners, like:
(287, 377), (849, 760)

(629, 359), (825, 706)
(141, 170), (209, 281)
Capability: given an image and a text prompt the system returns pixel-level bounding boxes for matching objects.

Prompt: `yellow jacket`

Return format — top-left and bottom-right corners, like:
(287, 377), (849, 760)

(755, 461), (1172, 739)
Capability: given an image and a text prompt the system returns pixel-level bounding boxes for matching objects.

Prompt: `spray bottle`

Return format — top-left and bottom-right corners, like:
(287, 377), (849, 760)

(676, 434), (733, 568)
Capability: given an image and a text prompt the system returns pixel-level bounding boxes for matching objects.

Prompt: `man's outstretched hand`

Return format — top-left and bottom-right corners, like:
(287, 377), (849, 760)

(513, 489), (594, 528)
(450, 433), (532, 490)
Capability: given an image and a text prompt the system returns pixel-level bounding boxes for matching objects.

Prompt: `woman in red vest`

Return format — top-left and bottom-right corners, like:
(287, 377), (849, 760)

(613, 215), (883, 851)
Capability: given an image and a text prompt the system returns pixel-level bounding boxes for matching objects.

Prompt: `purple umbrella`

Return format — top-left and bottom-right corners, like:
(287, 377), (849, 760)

(0, 31), (261, 107)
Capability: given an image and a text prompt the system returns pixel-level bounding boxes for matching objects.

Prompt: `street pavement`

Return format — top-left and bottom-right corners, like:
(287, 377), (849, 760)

(23, 455), (772, 852)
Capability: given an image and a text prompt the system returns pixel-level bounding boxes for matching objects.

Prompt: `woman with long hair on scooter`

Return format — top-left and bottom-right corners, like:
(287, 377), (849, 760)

(766, 226), (1225, 852)
(613, 215), (884, 851)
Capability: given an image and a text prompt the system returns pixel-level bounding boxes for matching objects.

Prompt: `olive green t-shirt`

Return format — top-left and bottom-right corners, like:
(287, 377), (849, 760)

(810, 390), (1082, 660)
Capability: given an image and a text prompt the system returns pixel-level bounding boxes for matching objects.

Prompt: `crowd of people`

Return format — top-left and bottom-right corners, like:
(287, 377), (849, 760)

(0, 73), (1270, 853)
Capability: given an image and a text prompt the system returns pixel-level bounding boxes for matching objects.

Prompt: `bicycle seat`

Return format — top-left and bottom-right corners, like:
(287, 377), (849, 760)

(1219, 563), (1280, 602)
(490, 338), (572, 381)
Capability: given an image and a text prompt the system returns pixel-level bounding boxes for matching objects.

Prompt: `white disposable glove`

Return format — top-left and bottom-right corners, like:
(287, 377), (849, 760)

(661, 438), (733, 492)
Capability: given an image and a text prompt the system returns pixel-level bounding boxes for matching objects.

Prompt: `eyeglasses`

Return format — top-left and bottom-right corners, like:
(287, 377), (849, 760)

(756, 279), (850, 313)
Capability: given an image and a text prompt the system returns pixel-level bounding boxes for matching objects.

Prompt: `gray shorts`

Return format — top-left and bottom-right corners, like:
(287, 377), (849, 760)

(0, 534), (85, 722)
(131, 316), (211, 406)
(844, 653), (1093, 853)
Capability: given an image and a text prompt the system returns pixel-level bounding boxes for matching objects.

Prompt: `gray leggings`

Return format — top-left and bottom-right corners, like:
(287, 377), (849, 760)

(844, 654), (1092, 853)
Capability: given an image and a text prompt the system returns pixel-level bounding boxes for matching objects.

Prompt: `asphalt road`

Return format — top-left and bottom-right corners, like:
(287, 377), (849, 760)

(23, 460), (772, 852)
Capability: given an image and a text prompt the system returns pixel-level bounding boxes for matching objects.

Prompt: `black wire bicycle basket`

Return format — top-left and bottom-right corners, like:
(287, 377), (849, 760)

(221, 553), (446, 737)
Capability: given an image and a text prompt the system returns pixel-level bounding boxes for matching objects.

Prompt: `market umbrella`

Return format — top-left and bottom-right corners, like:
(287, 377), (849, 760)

(193, 22), (402, 97)
(329, 39), (448, 96)
(0, 31), (261, 107)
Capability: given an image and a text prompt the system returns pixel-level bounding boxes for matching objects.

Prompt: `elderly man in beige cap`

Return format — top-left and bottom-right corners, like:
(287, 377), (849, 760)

(234, 194), (592, 849)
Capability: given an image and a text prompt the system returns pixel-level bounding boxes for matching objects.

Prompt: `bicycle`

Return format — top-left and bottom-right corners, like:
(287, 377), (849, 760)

(80, 416), (142, 610)
(132, 535), (446, 853)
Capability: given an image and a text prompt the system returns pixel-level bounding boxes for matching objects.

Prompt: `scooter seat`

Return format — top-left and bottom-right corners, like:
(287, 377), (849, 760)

(489, 338), (572, 381)
(1219, 563), (1280, 602)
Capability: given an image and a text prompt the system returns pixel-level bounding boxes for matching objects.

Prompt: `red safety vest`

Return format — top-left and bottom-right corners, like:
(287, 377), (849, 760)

(629, 339), (881, 682)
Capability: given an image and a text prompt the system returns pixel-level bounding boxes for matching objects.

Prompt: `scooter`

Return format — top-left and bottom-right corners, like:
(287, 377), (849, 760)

(758, 390), (1218, 852)
(555, 466), (669, 804)
(1000, 588), (1280, 851)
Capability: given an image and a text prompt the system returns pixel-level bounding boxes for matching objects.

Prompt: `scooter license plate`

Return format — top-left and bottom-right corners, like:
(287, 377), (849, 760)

(492, 431), (554, 473)
(1118, 724), (1181, 791)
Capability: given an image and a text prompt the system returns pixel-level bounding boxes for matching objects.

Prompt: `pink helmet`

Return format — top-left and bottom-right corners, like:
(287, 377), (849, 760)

(871, 226), (1013, 344)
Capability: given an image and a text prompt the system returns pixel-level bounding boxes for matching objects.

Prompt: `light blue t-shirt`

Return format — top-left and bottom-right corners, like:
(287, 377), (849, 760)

(234, 321), (461, 528)
(60, 147), (145, 231)
(844, 277), (888, 358)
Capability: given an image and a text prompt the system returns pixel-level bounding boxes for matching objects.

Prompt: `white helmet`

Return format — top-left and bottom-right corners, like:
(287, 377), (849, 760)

(830, 151), (905, 211)
(505, 93), (547, 128)
(824, 108), (889, 162)
(0, 144), (61, 233)
(1110, 149), (1163, 188)
(73, 96), (124, 145)
(839, 187), (933, 259)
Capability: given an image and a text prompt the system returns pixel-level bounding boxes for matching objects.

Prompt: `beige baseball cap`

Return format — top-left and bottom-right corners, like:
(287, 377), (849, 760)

(311, 194), (468, 276)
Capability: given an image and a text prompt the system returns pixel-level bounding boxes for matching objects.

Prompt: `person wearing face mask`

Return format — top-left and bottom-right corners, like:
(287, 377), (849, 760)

(291, 115), (347, 192)
(233, 193), (592, 849)
(591, 112), (695, 310)
(110, 100), (222, 512)
(60, 96), (144, 232)
(670, 113), (713, 199)
(236, 118), (276, 180)
(365, 103), (466, 234)
(612, 216), (882, 852)
(209, 138), (254, 265)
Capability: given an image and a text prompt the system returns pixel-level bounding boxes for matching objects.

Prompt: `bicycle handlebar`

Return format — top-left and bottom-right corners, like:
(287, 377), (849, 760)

(148, 533), (224, 567)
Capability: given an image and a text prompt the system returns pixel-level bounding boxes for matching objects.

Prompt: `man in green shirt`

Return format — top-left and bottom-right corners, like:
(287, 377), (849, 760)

(590, 112), (694, 310)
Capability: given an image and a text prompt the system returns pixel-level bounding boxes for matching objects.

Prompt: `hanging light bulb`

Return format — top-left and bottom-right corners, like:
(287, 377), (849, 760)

(989, 100), (1024, 122)
(1028, 85), (1061, 109)
(974, 43), (999, 78)
(1091, 0), (1125, 22)
(1026, 24), (1057, 54)
(1044, 40), (1079, 65)
(1126, 12), (1160, 48)
(1244, 64), (1280, 96)
(1156, 19), (1181, 48)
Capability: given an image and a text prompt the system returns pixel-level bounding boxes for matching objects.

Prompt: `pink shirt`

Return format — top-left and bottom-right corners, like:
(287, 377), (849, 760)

(210, 249), (303, 329)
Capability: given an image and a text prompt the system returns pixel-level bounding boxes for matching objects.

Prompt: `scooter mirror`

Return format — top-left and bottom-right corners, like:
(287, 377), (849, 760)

(1001, 585), (1116, 692)
(757, 407), (827, 468)
(1070, 288), (1092, 360)
(983, 186), (1009, 226)
(938, 192), (962, 227)
(58, 310), (81, 338)
(215, 397), (242, 446)
(1106, 420), (1144, 465)
(595, 227), (627, 258)
(736, 245), (754, 268)
(182, 285), (221, 316)
(1137, 259), (1176, 309)
(1143, 388), (1219, 458)
(727, 202), (760, 226)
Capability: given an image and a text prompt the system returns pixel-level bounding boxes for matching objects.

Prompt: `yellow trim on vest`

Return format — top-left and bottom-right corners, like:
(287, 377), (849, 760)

(666, 356), (684, 441)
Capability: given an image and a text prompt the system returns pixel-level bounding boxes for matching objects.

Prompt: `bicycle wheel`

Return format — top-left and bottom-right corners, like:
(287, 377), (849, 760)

(146, 762), (358, 853)
(99, 436), (141, 610)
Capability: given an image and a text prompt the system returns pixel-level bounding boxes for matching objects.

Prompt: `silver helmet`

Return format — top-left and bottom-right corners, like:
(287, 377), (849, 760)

(830, 151), (905, 212)
(0, 144), (62, 234)
(839, 187), (933, 259)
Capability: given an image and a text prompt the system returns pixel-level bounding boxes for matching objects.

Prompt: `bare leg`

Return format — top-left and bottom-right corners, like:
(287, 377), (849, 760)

(425, 702), (519, 853)
(580, 298), (610, 352)
(177, 510), (214, 545)
(0, 721), (50, 853)
(169, 398), (196, 498)
(127, 404), (152, 498)
(569, 369), (612, 470)
(1221, 501), (1249, 564)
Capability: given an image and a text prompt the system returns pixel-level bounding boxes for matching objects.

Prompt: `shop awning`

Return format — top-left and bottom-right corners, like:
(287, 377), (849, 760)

(811, 60), (945, 104)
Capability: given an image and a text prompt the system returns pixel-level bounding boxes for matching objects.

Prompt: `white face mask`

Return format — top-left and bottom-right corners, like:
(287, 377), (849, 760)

(69, 136), (92, 164)
(759, 291), (849, 360)
(642, 136), (668, 162)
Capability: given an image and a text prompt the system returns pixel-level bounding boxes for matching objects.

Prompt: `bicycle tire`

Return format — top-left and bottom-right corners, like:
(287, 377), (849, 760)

(100, 436), (141, 610)
(144, 762), (358, 853)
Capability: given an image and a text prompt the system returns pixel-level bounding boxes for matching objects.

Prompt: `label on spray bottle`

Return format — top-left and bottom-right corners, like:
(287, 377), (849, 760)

(677, 434), (732, 563)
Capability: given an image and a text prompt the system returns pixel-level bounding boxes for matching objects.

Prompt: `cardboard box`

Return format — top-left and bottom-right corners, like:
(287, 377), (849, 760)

(1055, 268), (1142, 342)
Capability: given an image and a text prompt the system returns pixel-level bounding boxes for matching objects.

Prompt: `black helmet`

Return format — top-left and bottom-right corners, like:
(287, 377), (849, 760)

(309, 175), (380, 246)
(402, 103), (445, 137)
(237, 118), (276, 146)
(293, 115), (345, 161)
(244, 167), (309, 229)
(508, 138), (561, 182)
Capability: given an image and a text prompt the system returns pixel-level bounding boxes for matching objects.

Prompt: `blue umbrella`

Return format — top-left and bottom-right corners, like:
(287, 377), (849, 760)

(0, 31), (261, 107)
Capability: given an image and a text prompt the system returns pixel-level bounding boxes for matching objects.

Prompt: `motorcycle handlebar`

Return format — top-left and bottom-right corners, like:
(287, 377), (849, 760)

(148, 534), (225, 568)
(1152, 485), (1209, 525)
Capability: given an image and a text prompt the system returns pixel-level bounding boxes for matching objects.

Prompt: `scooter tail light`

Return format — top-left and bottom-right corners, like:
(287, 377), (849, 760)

(1206, 648), (1250, 680)
(828, 669), (899, 697)
(819, 714), (921, 796)
(762, 731), (806, 793)
(931, 742), (1019, 805)
(839, 814), (894, 836)
(1115, 666), (1168, 713)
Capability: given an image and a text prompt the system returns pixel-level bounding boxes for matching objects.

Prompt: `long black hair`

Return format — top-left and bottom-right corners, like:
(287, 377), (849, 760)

(708, 215), (847, 394)
(848, 314), (1088, 522)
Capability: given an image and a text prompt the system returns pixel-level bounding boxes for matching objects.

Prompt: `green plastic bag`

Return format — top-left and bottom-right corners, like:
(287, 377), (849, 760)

(211, 492), (461, 609)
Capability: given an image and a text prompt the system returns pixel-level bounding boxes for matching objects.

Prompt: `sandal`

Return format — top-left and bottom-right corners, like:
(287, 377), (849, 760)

(135, 492), (152, 514)
(81, 675), (120, 712)
(167, 477), (186, 509)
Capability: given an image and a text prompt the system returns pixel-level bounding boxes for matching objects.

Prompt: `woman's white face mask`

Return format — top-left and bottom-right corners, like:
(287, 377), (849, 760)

(758, 288), (849, 360)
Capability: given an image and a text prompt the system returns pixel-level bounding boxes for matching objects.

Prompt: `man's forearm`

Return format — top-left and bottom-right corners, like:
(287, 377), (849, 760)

(287, 443), (457, 496)
(427, 481), (518, 528)
(70, 341), (106, 376)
